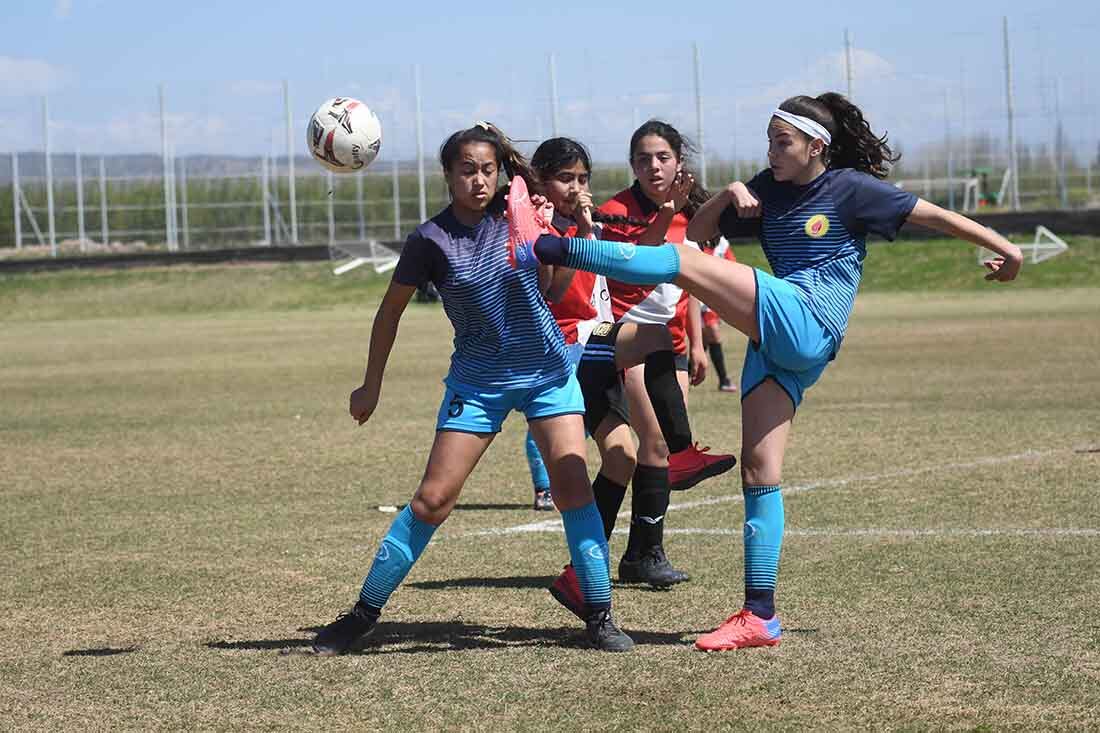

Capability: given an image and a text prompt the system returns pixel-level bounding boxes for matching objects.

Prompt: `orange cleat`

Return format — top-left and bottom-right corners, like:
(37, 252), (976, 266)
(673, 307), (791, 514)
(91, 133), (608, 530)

(694, 609), (781, 651)
(506, 175), (551, 269)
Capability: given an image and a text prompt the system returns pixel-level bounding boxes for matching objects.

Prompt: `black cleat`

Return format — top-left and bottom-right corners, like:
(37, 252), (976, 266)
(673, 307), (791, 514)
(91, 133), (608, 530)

(618, 545), (690, 588)
(585, 607), (635, 652)
(312, 602), (379, 655)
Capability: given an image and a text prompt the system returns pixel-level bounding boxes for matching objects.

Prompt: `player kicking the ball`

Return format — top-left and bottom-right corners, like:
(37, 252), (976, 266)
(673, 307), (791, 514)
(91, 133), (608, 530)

(507, 93), (1022, 651)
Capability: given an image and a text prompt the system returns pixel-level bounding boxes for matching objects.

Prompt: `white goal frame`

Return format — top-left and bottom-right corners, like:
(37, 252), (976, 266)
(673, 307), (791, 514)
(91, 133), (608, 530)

(329, 239), (399, 276)
(977, 225), (1068, 265)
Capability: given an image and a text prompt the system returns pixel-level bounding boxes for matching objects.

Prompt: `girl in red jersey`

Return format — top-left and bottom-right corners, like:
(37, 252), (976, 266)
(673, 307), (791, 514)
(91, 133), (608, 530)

(595, 120), (727, 585)
(524, 137), (737, 604)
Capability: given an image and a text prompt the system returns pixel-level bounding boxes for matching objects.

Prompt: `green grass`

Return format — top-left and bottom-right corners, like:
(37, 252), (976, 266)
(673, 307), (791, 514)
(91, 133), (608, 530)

(2, 236), (1097, 324)
(1, 254), (1099, 730)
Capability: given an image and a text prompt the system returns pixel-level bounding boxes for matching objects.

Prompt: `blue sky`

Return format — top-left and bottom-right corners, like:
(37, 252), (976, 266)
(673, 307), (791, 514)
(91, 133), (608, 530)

(3, 0), (1099, 166)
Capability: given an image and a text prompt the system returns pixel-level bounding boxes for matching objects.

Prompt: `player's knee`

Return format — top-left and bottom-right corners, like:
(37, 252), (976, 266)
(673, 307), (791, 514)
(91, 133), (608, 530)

(638, 323), (673, 354)
(739, 456), (780, 488)
(637, 435), (670, 466)
(410, 484), (457, 524)
(599, 441), (636, 484)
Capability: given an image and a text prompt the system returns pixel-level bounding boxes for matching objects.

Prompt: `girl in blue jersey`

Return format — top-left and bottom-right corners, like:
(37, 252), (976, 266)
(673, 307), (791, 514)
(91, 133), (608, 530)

(313, 123), (633, 654)
(510, 93), (1023, 652)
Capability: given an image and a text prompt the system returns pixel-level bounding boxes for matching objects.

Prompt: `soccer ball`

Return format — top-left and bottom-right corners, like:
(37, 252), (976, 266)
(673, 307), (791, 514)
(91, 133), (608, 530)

(306, 97), (382, 173)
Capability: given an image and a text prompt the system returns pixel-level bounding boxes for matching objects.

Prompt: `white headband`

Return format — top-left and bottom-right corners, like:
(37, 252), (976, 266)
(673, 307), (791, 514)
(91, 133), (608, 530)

(771, 109), (832, 145)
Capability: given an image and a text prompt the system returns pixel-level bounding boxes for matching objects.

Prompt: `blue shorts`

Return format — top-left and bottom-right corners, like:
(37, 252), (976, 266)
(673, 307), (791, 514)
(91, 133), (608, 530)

(742, 269), (837, 410)
(436, 373), (586, 433)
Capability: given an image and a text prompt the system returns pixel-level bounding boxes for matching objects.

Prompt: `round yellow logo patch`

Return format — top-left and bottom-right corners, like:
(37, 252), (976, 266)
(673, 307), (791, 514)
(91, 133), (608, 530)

(804, 214), (830, 238)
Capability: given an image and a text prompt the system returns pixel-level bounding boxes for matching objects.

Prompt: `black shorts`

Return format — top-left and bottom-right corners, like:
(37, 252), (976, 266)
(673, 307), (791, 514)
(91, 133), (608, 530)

(576, 322), (630, 435)
(674, 351), (689, 372)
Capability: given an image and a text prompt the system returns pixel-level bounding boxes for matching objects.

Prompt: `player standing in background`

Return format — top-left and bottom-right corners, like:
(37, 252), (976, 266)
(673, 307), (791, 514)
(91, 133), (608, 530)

(313, 123), (633, 654)
(595, 120), (722, 586)
(700, 238), (740, 393)
(521, 137), (735, 613)
(508, 93), (1022, 651)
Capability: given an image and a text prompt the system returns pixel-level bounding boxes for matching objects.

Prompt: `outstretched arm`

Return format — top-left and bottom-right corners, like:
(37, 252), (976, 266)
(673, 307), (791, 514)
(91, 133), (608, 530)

(350, 281), (417, 424)
(907, 200), (1023, 281)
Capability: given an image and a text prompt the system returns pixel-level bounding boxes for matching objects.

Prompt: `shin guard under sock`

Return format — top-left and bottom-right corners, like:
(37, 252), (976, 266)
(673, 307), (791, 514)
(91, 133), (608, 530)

(644, 350), (692, 454)
(743, 485), (784, 619)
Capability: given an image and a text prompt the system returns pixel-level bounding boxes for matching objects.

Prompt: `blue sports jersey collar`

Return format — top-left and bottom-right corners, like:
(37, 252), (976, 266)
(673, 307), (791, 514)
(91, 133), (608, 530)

(440, 205), (492, 235)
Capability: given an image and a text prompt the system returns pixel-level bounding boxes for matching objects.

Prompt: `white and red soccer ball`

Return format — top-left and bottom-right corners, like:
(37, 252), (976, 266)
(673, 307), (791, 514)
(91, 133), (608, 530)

(307, 97), (382, 173)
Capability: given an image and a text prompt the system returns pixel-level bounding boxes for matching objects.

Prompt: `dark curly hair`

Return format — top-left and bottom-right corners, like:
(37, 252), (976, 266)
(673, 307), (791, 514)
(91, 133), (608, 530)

(777, 93), (900, 179)
(530, 137), (647, 228)
(629, 120), (711, 219)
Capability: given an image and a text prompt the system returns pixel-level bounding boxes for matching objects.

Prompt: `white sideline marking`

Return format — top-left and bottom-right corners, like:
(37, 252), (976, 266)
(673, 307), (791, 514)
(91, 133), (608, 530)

(662, 527), (1100, 539)
(446, 447), (1071, 540)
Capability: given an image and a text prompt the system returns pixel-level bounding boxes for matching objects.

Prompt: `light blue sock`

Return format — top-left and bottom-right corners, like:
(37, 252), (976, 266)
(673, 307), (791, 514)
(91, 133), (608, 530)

(359, 505), (437, 611)
(563, 237), (680, 285)
(525, 430), (550, 491)
(743, 485), (784, 618)
(561, 502), (612, 610)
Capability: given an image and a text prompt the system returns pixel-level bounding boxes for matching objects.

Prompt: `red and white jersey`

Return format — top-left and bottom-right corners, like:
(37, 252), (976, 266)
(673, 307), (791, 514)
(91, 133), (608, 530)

(547, 215), (612, 345)
(597, 184), (693, 354)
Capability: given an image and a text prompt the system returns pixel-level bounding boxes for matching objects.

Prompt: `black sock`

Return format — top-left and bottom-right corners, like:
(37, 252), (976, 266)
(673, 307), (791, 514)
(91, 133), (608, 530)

(708, 342), (729, 385)
(624, 464), (670, 560)
(643, 351), (692, 454)
(591, 473), (628, 541)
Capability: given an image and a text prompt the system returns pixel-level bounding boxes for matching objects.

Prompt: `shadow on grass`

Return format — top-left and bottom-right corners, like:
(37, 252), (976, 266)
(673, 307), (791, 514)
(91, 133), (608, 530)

(452, 502), (536, 511)
(206, 620), (697, 655)
(407, 575), (695, 593)
(375, 503), (536, 512)
(407, 574), (558, 590)
(62, 646), (141, 657)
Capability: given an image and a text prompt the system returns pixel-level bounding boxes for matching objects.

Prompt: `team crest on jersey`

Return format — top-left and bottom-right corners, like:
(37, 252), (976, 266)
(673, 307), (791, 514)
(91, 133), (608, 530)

(804, 214), (830, 238)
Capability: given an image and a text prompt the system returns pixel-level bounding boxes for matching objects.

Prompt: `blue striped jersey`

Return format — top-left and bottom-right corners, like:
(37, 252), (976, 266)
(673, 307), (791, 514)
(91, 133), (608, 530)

(719, 168), (917, 348)
(392, 206), (572, 390)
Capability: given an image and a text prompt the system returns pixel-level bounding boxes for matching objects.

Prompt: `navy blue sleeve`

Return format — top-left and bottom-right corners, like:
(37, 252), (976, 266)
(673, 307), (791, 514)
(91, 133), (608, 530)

(392, 233), (440, 288)
(716, 169), (770, 240)
(834, 170), (918, 241)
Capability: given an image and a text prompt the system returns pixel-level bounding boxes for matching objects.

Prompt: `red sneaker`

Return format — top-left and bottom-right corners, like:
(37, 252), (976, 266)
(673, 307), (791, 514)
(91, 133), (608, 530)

(548, 564), (585, 620)
(505, 175), (551, 269)
(668, 443), (737, 491)
(694, 609), (781, 651)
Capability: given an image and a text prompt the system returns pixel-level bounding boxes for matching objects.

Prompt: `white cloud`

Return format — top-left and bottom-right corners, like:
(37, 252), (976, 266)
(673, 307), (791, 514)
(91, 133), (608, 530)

(55, 0), (73, 19)
(0, 56), (69, 97)
(743, 48), (898, 108)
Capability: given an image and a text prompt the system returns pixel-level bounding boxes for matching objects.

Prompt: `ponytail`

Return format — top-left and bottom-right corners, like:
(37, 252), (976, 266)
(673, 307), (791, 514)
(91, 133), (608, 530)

(439, 121), (536, 215)
(777, 93), (899, 179)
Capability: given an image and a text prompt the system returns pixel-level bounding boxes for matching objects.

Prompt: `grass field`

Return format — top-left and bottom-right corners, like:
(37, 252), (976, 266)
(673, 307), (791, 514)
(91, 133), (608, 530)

(2, 238), (1099, 730)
